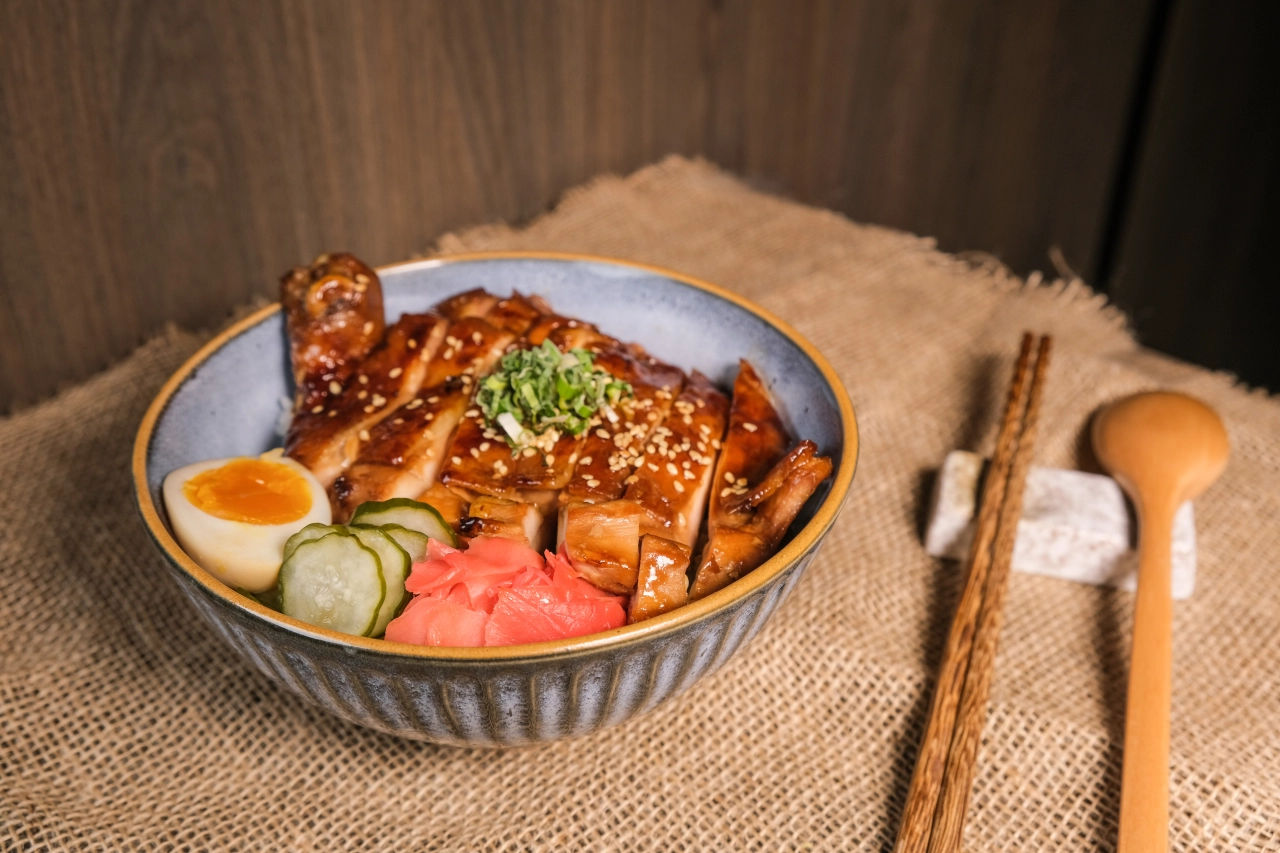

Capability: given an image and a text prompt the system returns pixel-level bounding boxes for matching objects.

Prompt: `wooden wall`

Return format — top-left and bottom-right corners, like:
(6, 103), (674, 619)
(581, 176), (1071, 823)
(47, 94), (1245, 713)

(0, 0), (1167, 409)
(1107, 0), (1280, 393)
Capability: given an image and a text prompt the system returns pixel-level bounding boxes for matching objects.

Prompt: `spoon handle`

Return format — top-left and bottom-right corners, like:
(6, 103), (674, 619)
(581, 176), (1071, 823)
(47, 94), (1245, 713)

(1118, 499), (1176, 853)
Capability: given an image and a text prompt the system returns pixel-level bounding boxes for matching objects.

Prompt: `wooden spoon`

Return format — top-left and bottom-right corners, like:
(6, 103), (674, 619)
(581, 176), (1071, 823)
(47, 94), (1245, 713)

(1092, 391), (1229, 853)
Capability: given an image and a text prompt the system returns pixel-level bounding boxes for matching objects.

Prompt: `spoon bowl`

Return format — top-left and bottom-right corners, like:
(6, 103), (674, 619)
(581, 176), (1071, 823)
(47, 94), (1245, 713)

(1093, 391), (1230, 512)
(1092, 390), (1228, 853)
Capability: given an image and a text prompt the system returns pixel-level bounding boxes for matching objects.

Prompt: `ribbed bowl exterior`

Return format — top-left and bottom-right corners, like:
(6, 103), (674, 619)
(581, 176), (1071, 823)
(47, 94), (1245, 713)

(168, 544), (818, 746)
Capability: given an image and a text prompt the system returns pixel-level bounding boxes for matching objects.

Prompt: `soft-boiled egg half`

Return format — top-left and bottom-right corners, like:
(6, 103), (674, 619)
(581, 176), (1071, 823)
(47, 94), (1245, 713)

(163, 450), (330, 592)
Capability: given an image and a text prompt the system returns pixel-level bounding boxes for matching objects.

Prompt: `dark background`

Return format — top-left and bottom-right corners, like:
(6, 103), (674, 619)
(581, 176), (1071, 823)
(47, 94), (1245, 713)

(1, 0), (1276, 411)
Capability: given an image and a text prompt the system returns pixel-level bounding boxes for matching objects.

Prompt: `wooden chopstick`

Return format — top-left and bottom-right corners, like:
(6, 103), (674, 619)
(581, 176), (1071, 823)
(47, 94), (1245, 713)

(892, 333), (1037, 853)
(925, 335), (1052, 853)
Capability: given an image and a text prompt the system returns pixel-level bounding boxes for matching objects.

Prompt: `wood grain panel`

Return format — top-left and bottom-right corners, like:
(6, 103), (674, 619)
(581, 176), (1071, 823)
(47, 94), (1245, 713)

(0, 0), (1155, 410)
(708, 0), (1155, 278)
(0, 0), (711, 410)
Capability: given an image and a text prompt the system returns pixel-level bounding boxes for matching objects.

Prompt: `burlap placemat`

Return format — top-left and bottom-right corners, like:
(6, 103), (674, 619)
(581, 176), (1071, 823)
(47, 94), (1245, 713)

(4, 157), (1278, 852)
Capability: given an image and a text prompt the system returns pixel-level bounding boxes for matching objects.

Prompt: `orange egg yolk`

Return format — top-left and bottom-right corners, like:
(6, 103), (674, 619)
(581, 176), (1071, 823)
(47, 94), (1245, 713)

(183, 458), (313, 525)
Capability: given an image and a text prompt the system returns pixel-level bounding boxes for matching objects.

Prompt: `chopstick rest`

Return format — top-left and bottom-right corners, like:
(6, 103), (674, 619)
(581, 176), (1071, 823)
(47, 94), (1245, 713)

(924, 451), (1198, 599)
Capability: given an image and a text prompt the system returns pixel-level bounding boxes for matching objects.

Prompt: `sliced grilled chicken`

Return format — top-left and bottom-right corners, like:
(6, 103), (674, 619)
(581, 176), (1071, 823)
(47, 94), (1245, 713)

(622, 371), (729, 548)
(458, 496), (549, 552)
(706, 360), (792, 530)
(281, 252), (385, 411)
(284, 312), (447, 487)
(435, 288), (499, 321)
(329, 315), (516, 519)
(689, 440), (833, 600)
(628, 535), (692, 623)
(562, 500), (644, 593)
(440, 319), (597, 499)
(417, 482), (471, 530)
(486, 292), (550, 334)
(561, 340), (685, 506)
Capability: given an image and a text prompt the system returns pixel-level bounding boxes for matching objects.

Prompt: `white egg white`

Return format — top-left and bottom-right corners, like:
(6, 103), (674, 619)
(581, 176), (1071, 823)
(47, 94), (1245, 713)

(162, 450), (331, 593)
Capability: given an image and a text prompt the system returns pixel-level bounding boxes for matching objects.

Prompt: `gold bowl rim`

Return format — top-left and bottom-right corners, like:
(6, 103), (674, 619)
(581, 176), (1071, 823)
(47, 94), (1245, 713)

(132, 251), (859, 663)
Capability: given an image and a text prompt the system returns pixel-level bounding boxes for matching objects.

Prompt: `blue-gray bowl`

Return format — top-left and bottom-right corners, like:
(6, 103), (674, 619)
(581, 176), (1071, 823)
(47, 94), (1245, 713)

(133, 252), (858, 746)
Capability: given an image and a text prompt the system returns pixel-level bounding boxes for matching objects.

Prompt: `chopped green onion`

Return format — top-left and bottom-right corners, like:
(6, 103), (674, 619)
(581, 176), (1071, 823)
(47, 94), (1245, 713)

(475, 339), (633, 451)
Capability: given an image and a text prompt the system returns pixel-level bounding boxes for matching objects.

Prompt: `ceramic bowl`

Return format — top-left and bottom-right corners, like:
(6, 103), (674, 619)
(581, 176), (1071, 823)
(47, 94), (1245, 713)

(133, 252), (858, 746)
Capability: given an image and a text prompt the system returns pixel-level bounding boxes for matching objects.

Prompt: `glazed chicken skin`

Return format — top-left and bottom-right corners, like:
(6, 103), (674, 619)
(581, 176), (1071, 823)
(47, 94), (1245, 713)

(281, 252), (386, 410)
(438, 316), (596, 508)
(687, 365), (834, 601)
(559, 336), (685, 506)
(623, 371), (729, 547)
(284, 312), (447, 488)
(688, 361), (832, 600)
(562, 371), (726, 594)
(330, 292), (549, 520)
(705, 361), (791, 530)
(329, 314), (517, 520)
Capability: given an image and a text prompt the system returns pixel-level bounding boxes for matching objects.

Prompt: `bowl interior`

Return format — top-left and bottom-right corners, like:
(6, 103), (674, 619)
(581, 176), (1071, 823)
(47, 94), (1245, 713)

(142, 256), (850, 636)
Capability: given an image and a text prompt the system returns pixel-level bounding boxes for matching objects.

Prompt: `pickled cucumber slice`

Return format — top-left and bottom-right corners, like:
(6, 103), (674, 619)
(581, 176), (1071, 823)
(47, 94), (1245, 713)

(350, 498), (458, 546)
(283, 522), (339, 562)
(376, 524), (430, 563)
(279, 531), (385, 637)
(347, 526), (410, 637)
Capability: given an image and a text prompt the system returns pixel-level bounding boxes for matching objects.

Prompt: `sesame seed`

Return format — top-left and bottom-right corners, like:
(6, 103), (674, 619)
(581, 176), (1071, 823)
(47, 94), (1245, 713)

(328, 410), (338, 418)
(743, 422), (758, 432)
(358, 374), (368, 385)
(596, 429), (610, 439)
(682, 460), (691, 469)
(721, 487), (732, 497)
(673, 481), (685, 493)
(648, 463), (659, 472)
(371, 394), (386, 407)
(406, 399), (423, 410)
(363, 405), (375, 413)
(678, 512), (686, 525)
(329, 381), (342, 395)
(712, 439), (722, 449)
(523, 447), (537, 458)
(392, 418), (404, 425)
(480, 442), (490, 452)
(443, 348), (454, 360)
(683, 470), (696, 480)
(311, 405), (324, 414)
(427, 396), (440, 404)
(358, 429), (370, 441)
(586, 479), (600, 488)
(725, 472), (735, 483)
(355, 273), (370, 284)
(357, 390), (368, 400)
(388, 367), (403, 379)
(407, 339), (417, 349)
(465, 409), (479, 418)
(666, 462), (678, 475)
(472, 331), (483, 344)
(625, 475), (639, 484)
(362, 321), (374, 335)
(452, 456), (462, 465)
(425, 413), (433, 421)
(470, 448), (480, 458)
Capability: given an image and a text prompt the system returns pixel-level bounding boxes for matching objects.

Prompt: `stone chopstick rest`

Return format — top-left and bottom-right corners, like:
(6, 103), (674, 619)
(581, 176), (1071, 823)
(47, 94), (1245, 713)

(924, 450), (1197, 599)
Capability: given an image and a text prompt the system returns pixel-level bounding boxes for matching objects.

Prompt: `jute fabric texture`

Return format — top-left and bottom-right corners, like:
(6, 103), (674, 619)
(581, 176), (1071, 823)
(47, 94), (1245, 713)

(3, 158), (1278, 852)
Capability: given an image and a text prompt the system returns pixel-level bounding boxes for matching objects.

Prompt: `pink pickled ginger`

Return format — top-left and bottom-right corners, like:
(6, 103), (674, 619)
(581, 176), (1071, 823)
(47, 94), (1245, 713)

(385, 537), (627, 647)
